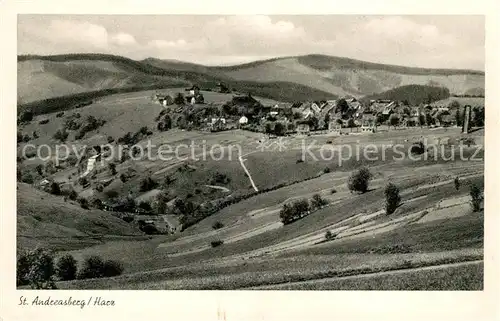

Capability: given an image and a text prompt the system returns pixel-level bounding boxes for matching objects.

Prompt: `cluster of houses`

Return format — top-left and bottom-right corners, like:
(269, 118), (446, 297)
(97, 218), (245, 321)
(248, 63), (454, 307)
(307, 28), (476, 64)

(243, 98), (460, 135)
(151, 82), (465, 135)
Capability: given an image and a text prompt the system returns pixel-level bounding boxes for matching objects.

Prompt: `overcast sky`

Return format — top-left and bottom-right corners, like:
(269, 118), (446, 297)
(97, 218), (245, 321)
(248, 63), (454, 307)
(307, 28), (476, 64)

(18, 15), (484, 70)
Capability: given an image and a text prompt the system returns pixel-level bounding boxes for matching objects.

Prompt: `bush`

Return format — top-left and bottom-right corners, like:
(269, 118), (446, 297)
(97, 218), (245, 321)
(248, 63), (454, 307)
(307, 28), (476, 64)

(470, 184), (483, 212)
(108, 163), (117, 175)
(39, 119), (50, 125)
(92, 198), (104, 210)
(138, 201), (153, 213)
(120, 173), (128, 183)
(174, 93), (185, 105)
(323, 167), (331, 174)
(211, 240), (224, 247)
(210, 172), (230, 185)
(53, 128), (69, 142)
(122, 216), (134, 223)
(107, 136), (115, 143)
(21, 172), (34, 184)
(347, 167), (372, 193)
(77, 256), (104, 279)
(141, 223), (158, 235)
(105, 190), (119, 199)
(78, 198), (89, 209)
(102, 260), (124, 277)
(78, 176), (89, 186)
(385, 183), (401, 215)
(56, 254), (77, 281)
(212, 221), (224, 230)
(67, 189), (78, 200)
(19, 110), (33, 123)
(56, 112), (65, 118)
(325, 230), (336, 241)
(49, 182), (61, 195)
(410, 141), (426, 155)
(331, 188), (337, 194)
(140, 176), (157, 192)
(17, 248), (57, 289)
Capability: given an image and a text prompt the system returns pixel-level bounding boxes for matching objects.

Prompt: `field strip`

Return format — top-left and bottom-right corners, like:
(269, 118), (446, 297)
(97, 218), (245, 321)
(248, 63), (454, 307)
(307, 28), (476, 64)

(204, 185), (230, 192)
(246, 260), (484, 290)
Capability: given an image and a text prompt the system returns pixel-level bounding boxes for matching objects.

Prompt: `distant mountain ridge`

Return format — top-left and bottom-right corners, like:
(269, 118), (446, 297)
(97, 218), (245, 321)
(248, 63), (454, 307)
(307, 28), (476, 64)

(18, 53), (484, 111)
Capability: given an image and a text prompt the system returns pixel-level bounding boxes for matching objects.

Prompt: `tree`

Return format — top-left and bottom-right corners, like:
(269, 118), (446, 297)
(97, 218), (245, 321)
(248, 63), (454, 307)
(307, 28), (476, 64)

(425, 113), (434, 126)
(78, 198), (89, 209)
(323, 113), (331, 129)
(308, 116), (319, 130)
(53, 129), (69, 142)
(92, 198), (104, 210)
(385, 183), (401, 215)
(153, 191), (169, 214)
(336, 99), (349, 114)
(49, 182), (61, 195)
(102, 260), (124, 277)
(174, 93), (185, 105)
(472, 107), (485, 127)
(389, 114), (400, 128)
(19, 110), (34, 123)
(108, 163), (117, 175)
(212, 221), (224, 230)
(35, 164), (44, 176)
(347, 118), (356, 128)
(274, 122), (286, 136)
(265, 123), (272, 134)
(68, 189), (78, 201)
(418, 114), (426, 127)
(163, 115), (172, 131)
(455, 109), (463, 127)
(454, 177), (461, 191)
(449, 100), (460, 109)
(311, 194), (328, 210)
(347, 167), (373, 194)
(140, 176), (157, 192)
(138, 201), (153, 213)
(56, 254), (77, 281)
(325, 230), (335, 241)
(17, 248), (57, 289)
(77, 256), (104, 279)
(470, 184), (483, 212)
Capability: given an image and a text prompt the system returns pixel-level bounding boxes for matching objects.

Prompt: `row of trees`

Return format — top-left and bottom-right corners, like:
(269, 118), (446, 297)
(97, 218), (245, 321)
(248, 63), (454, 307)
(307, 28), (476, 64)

(17, 248), (124, 289)
(279, 194), (328, 224)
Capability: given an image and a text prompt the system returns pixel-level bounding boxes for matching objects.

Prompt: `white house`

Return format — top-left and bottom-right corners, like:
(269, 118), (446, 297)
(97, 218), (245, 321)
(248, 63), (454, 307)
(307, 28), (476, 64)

(296, 123), (310, 135)
(238, 116), (249, 125)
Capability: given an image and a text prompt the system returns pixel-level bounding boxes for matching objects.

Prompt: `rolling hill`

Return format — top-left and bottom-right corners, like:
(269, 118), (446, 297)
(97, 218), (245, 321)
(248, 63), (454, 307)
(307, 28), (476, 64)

(17, 182), (145, 251)
(18, 53), (484, 114)
(212, 55), (484, 98)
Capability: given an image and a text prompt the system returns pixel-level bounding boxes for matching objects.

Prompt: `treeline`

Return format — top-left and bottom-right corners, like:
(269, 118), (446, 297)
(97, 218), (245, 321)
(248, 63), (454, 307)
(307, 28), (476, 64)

(17, 248), (123, 289)
(361, 85), (450, 106)
(17, 84), (186, 116)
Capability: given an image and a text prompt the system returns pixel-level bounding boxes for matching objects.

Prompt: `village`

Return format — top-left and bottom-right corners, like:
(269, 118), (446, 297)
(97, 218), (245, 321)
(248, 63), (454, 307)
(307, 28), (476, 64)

(151, 82), (481, 138)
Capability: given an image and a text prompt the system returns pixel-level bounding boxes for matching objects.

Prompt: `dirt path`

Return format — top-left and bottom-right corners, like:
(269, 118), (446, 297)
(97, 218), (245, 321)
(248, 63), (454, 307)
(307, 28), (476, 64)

(239, 151), (259, 192)
(247, 260), (483, 289)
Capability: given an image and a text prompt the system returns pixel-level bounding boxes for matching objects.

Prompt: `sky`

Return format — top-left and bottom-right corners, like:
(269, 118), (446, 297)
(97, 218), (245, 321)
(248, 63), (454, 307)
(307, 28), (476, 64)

(18, 15), (485, 70)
